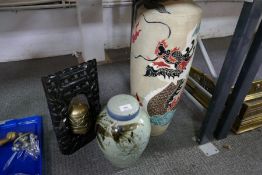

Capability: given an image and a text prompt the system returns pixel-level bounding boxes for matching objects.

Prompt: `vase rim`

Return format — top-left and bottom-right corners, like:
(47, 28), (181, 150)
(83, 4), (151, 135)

(106, 94), (140, 121)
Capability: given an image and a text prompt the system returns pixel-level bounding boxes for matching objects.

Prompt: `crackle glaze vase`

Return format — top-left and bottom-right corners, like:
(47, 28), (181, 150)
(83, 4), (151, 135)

(130, 0), (202, 136)
(96, 94), (151, 168)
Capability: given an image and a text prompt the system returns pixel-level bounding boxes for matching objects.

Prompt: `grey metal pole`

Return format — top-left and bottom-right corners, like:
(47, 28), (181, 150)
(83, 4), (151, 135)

(197, 37), (218, 80)
(215, 21), (262, 139)
(197, 1), (262, 145)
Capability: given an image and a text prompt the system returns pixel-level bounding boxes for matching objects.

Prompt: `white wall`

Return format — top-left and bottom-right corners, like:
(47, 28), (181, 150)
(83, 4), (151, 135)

(0, 8), (81, 62)
(103, 5), (132, 50)
(77, 0), (105, 62)
(103, 1), (244, 49)
(0, 1), (244, 62)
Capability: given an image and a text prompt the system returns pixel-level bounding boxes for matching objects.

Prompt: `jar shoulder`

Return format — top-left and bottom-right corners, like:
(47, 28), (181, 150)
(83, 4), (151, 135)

(96, 109), (151, 146)
(97, 108), (150, 129)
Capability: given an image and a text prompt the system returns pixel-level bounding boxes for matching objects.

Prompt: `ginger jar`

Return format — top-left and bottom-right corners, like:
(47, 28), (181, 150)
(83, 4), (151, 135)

(96, 94), (151, 168)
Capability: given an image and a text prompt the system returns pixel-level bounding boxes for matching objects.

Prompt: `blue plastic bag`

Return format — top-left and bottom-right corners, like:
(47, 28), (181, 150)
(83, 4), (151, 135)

(0, 116), (43, 175)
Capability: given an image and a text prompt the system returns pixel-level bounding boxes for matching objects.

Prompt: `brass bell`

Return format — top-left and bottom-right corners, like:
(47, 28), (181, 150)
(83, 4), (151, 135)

(69, 102), (90, 135)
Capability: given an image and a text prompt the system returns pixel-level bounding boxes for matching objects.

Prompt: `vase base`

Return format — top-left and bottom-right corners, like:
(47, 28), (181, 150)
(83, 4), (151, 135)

(150, 124), (169, 136)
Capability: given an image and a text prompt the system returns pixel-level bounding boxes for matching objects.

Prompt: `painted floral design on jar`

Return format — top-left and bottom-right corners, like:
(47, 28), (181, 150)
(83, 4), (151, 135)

(96, 95), (151, 168)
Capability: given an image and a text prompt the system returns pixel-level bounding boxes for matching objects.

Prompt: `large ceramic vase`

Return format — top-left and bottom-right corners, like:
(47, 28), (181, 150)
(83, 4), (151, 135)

(96, 94), (151, 168)
(130, 0), (202, 136)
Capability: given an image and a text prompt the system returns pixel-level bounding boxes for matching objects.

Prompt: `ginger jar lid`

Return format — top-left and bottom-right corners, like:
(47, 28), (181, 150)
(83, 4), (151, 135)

(107, 94), (140, 121)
